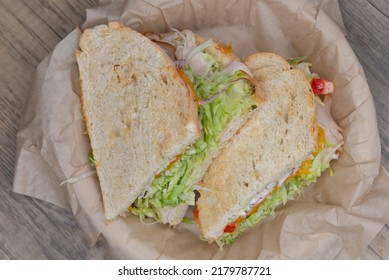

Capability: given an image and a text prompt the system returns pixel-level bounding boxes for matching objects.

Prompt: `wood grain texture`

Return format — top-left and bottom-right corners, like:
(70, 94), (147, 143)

(0, 0), (106, 259)
(339, 0), (389, 170)
(338, 0), (389, 259)
(0, 0), (388, 259)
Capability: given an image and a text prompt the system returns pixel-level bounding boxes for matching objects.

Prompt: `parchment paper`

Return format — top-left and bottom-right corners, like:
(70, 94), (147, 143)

(13, 0), (389, 259)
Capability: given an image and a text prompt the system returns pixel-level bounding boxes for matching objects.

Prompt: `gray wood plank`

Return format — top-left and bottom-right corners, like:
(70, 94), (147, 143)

(363, 225), (389, 260)
(339, 0), (389, 259)
(368, 0), (389, 19)
(0, 0), (388, 259)
(339, 0), (389, 170)
(0, 0), (106, 260)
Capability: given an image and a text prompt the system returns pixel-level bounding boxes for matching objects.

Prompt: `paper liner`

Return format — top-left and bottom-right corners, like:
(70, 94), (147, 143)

(13, 0), (389, 259)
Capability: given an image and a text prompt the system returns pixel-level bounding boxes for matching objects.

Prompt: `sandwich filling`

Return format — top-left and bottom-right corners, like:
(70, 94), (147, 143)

(130, 30), (259, 224)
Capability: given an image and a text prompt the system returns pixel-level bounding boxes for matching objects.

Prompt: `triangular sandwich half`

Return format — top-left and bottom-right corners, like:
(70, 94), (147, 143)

(196, 53), (342, 246)
(76, 22), (201, 220)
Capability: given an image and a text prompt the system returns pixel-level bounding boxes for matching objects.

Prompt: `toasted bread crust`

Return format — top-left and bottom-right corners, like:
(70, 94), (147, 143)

(243, 52), (290, 81)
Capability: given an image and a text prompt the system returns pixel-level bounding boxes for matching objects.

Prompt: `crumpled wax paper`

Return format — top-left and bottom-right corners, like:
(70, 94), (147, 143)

(13, 0), (389, 259)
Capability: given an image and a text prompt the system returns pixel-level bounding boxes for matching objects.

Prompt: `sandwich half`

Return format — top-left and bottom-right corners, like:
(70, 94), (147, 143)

(129, 30), (262, 225)
(196, 53), (343, 246)
(76, 22), (201, 220)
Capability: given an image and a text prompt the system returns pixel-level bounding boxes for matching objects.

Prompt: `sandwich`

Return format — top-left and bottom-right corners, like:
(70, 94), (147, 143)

(76, 22), (202, 220)
(195, 53), (343, 246)
(129, 29), (262, 225)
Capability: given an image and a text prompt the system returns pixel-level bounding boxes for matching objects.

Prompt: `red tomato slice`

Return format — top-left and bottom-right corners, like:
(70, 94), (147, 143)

(224, 223), (236, 233)
(311, 78), (325, 94)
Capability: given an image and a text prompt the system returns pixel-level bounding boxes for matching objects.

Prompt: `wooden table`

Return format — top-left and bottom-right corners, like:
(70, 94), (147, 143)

(1, 0), (388, 259)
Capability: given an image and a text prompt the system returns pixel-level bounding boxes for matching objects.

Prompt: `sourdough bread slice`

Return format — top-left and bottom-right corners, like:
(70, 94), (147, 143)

(197, 53), (317, 241)
(76, 22), (201, 220)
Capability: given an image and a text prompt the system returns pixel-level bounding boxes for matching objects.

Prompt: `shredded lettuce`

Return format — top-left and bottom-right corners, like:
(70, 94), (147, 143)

(289, 57), (319, 82)
(287, 56), (306, 66)
(131, 54), (257, 223)
(87, 151), (95, 164)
